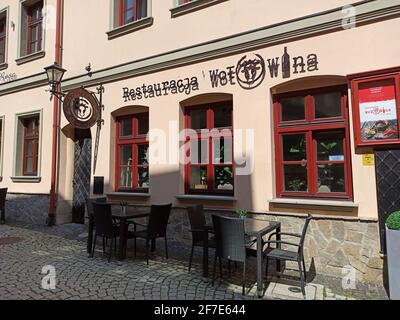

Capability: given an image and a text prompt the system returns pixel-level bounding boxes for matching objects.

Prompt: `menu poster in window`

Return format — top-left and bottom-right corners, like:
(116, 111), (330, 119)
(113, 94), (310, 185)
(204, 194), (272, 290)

(359, 79), (398, 141)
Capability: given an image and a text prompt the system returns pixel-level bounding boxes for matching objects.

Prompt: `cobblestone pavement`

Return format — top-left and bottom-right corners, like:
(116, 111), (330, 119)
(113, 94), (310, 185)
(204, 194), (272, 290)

(0, 224), (388, 300)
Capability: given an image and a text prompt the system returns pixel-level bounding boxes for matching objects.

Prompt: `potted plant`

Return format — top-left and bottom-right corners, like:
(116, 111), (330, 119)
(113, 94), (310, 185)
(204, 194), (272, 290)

(236, 209), (248, 220)
(216, 167), (234, 190)
(386, 211), (400, 300)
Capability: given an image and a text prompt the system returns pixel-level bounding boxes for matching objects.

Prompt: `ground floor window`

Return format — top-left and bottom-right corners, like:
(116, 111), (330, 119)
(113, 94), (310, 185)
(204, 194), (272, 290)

(0, 117), (3, 177)
(184, 102), (234, 195)
(115, 113), (149, 192)
(14, 112), (41, 177)
(274, 86), (353, 199)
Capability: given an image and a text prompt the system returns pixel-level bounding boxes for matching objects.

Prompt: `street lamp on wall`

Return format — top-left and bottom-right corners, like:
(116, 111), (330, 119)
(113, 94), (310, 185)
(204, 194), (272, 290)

(44, 62), (66, 226)
(44, 62), (67, 101)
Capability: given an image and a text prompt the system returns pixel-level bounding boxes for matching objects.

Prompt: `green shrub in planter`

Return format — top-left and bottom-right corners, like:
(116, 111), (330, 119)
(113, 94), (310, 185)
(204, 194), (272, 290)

(386, 211), (400, 230)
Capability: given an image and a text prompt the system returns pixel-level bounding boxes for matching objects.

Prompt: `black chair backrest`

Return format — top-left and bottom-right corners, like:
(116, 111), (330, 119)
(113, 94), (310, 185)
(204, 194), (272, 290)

(187, 205), (206, 243)
(0, 188), (7, 209)
(298, 214), (313, 254)
(92, 202), (114, 238)
(212, 214), (246, 263)
(147, 203), (172, 239)
(86, 197), (107, 217)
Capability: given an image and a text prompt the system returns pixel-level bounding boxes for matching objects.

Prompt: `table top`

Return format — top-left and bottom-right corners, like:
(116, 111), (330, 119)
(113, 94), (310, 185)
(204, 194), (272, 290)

(244, 219), (280, 237)
(110, 205), (150, 220)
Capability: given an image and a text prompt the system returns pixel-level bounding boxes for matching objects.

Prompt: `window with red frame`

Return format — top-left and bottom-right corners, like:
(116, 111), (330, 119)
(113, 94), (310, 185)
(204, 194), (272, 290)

(22, 116), (40, 176)
(0, 14), (6, 64)
(115, 113), (149, 192)
(184, 102), (234, 195)
(274, 86), (352, 200)
(118, 0), (148, 26)
(25, 1), (43, 55)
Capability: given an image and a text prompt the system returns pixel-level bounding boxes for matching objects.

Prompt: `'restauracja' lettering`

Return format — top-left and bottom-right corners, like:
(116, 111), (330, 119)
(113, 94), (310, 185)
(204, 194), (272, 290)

(123, 77), (199, 102)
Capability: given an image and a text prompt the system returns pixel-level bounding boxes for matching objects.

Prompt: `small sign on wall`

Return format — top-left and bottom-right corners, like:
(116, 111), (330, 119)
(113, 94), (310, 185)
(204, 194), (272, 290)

(348, 68), (400, 148)
(93, 176), (104, 195)
(362, 154), (375, 166)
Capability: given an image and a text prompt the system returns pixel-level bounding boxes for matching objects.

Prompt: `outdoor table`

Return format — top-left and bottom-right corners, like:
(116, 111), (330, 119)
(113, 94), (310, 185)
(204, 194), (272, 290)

(202, 218), (281, 298)
(87, 204), (150, 260)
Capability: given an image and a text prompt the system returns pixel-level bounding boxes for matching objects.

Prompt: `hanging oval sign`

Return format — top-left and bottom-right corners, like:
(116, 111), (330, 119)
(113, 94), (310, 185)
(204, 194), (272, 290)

(63, 88), (101, 129)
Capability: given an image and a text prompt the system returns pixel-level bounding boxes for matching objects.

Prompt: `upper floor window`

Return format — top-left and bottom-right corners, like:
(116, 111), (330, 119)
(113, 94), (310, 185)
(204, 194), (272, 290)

(274, 86), (353, 200)
(116, 0), (148, 27)
(20, 0), (43, 57)
(178, 0), (196, 4)
(0, 12), (6, 64)
(171, 0), (227, 17)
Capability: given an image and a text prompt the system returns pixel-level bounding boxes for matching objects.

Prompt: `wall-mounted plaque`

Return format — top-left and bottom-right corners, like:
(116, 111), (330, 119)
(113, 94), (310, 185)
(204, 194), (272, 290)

(63, 88), (101, 129)
(93, 176), (104, 195)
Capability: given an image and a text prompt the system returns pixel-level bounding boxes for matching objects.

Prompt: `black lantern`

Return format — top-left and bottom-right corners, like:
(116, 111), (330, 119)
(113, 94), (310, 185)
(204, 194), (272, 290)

(44, 62), (66, 98)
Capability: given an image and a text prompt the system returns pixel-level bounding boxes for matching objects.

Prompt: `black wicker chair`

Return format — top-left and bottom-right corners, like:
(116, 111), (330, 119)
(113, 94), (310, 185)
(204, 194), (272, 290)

(86, 197), (107, 218)
(0, 188), (7, 224)
(264, 214), (313, 297)
(91, 202), (119, 262)
(86, 197), (108, 253)
(187, 205), (216, 272)
(211, 215), (255, 295)
(130, 203), (172, 264)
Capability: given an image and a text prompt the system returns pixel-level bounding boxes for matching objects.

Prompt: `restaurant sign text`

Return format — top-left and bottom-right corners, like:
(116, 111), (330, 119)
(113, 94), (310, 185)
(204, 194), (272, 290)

(209, 47), (319, 90)
(122, 47), (319, 101)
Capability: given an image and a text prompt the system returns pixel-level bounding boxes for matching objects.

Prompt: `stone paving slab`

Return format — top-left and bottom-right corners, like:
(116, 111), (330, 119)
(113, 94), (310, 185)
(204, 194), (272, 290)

(265, 277), (324, 300)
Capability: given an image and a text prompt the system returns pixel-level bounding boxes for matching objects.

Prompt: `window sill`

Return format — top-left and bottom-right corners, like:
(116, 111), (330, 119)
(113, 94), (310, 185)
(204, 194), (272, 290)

(176, 194), (236, 202)
(106, 192), (151, 198)
(0, 62), (8, 71)
(170, 0), (228, 18)
(15, 51), (46, 65)
(11, 176), (42, 183)
(269, 198), (358, 210)
(107, 17), (154, 40)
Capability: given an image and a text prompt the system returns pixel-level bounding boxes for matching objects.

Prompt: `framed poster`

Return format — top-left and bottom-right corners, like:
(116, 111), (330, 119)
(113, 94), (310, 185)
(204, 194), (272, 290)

(349, 68), (400, 147)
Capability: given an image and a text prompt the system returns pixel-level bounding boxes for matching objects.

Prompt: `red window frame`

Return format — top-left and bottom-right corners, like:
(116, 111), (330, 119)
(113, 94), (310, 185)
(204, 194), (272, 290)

(184, 102), (234, 195)
(348, 67), (400, 148)
(273, 86), (353, 200)
(118, 0), (147, 26)
(179, 0), (193, 4)
(26, 1), (43, 55)
(115, 113), (149, 192)
(22, 116), (40, 176)
(0, 16), (6, 64)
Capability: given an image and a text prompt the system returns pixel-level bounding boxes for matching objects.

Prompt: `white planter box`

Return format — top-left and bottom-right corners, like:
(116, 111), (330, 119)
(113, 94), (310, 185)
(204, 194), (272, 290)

(386, 226), (400, 300)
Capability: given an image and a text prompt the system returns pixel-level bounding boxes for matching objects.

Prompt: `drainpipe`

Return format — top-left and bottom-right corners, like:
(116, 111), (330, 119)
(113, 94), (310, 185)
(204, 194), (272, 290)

(47, 0), (64, 226)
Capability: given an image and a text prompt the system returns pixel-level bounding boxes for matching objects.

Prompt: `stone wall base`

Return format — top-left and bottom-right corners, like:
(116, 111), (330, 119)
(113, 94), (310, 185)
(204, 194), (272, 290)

(5, 193), (50, 225)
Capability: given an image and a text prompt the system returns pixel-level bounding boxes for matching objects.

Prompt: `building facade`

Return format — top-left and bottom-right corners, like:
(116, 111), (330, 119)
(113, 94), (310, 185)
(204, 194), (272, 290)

(1, 0), (400, 285)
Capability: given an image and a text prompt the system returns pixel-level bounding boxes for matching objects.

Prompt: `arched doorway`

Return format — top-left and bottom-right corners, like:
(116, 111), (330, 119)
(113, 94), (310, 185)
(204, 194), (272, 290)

(72, 128), (92, 224)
